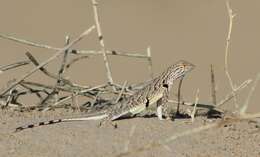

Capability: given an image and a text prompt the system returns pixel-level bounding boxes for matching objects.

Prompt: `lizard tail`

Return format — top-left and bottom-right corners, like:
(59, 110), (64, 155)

(15, 114), (108, 132)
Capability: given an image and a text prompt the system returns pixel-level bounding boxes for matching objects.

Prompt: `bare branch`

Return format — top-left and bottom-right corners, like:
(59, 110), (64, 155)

(176, 77), (184, 115)
(20, 81), (96, 98)
(57, 35), (70, 85)
(146, 46), (153, 79)
(224, 1), (239, 108)
(39, 36), (72, 107)
(0, 26), (95, 96)
(0, 33), (149, 58)
(75, 50), (149, 58)
(91, 0), (113, 84)
(240, 73), (260, 115)
(191, 89), (199, 122)
(210, 64), (217, 105)
(25, 52), (67, 81)
(115, 81), (127, 103)
(0, 33), (60, 50)
(42, 84), (107, 111)
(0, 60), (30, 73)
(66, 55), (89, 70)
(217, 79), (252, 107)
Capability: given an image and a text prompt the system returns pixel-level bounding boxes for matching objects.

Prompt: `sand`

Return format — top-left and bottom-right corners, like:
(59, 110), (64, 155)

(0, 109), (259, 157)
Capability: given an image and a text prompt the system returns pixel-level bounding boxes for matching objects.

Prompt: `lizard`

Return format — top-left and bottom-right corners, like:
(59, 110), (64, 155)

(15, 60), (195, 132)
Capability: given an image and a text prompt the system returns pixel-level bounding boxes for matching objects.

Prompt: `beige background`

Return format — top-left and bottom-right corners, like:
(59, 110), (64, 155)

(0, 0), (259, 112)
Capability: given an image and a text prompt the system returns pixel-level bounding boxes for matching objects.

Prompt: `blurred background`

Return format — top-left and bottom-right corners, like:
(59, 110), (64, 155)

(0, 0), (259, 112)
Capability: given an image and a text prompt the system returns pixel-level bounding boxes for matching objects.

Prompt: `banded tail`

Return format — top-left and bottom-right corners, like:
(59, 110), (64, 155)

(15, 114), (108, 132)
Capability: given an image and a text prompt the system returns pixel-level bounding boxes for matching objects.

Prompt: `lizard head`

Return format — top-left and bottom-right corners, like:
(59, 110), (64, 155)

(175, 60), (195, 75)
(166, 60), (195, 84)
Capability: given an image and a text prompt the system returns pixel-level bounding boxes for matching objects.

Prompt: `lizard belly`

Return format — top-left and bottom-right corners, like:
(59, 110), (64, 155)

(111, 92), (163, 120)
(148, 92), (163, 106)
(111, 104), (146, 120)
(129, 103), (146, 115)
(130, 92), (163, 114)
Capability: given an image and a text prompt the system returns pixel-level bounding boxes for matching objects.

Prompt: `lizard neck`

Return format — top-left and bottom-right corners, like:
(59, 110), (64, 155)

(159, 66), (185, 90)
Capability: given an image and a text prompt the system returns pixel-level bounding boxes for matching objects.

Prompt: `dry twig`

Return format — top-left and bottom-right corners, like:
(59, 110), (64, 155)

(0, 33), (59, 50)
(210, 64), (217, 105)
(91, 0), (113, 84)
(39, 36), (71, 107)
(240, 73), (260, 115)
(224, 1), (239, 109)
(191, 89), (199, 122)
(57, 36), (70, 85)
(0, 33), (149, 58)
(176, 77), (184, 115)
(0, 26), (95, 96)
(146, 46), (153, 79)
(42, 84), (107, 111)
(217, 79), (252, 107)
(65, 55), (89, 70)
(115, 81), (127, 103)
(0, 60), (30, 73)
(25, 51), (71, 85)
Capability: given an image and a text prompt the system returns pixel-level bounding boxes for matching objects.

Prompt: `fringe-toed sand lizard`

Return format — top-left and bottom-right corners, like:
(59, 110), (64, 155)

(15, 60), (195, 132)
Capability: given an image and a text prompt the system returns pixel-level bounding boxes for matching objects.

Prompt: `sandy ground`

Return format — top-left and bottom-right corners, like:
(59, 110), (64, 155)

(0, 109), (259, 157)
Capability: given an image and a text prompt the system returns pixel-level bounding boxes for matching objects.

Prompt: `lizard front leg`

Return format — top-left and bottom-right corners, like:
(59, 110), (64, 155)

(99, 114), (118, 128)
(156, 103), (163, 120)
(156, 90), (170, 120)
